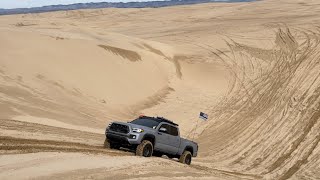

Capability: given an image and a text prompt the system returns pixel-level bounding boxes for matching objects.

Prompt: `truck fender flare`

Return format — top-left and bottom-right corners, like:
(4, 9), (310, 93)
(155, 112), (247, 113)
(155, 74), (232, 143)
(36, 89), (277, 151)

(184, 146), (194, 155)
(142, 134), (156, 145)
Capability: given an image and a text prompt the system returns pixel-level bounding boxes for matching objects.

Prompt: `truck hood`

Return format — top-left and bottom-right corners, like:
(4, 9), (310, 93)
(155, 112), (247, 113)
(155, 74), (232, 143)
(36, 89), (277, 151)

(111, 121), (155, 131)
(127, 123), (156, 131)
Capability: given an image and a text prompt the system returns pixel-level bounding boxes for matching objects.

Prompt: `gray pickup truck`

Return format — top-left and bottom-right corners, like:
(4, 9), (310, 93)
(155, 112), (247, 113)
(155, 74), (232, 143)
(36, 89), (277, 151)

(104, 116), (198, 165)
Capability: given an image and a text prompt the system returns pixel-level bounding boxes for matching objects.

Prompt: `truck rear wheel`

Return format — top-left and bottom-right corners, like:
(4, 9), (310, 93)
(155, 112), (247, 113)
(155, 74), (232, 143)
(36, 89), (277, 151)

(179, 151), (192, 165)
(136, 140), (153, 157)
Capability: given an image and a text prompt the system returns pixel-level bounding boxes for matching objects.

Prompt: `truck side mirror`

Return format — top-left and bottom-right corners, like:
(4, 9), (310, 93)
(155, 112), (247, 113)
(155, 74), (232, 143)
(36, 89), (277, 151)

(159, 127), (167, 132)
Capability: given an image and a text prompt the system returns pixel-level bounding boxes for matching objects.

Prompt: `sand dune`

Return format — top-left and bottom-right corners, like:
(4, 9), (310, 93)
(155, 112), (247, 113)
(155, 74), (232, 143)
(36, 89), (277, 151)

(1, 0), (320, 179)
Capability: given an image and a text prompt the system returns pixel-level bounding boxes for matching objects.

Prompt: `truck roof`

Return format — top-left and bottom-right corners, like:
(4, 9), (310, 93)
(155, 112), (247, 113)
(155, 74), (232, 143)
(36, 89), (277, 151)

(138, 115), (178, 126)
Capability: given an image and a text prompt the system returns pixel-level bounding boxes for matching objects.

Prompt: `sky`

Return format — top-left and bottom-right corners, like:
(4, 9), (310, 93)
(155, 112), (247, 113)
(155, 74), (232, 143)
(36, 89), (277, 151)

(0, 0), (165, 9)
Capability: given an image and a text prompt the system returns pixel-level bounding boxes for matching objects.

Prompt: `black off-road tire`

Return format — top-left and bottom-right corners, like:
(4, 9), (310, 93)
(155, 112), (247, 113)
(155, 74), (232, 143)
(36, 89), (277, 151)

(104, 139), (120, 149)
(110, 143), (121, 150)
(179, 151), (192, 165)
(103, 138), (110, 148)
(136, 140), (153, 157)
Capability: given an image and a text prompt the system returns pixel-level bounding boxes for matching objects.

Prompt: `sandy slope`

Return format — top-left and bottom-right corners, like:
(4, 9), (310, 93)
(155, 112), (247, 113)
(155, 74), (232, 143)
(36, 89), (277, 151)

(1, 0), (320, 179)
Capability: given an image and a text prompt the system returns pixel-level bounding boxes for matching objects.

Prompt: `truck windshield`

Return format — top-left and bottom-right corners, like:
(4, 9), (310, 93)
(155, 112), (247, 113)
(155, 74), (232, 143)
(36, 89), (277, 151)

(130, 118), (160, 129)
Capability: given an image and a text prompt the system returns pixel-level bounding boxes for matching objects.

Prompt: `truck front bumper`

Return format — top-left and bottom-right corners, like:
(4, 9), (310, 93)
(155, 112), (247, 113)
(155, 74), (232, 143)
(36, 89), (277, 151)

(106, 131), (142, 145)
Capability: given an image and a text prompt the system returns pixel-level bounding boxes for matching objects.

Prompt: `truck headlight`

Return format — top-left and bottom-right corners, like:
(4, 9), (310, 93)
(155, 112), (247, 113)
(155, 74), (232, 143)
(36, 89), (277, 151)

(132, 128), (144, 133)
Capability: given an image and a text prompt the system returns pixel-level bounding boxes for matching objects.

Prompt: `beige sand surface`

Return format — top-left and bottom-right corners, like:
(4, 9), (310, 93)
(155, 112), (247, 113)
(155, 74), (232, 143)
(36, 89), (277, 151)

(1, 0), (320, 179)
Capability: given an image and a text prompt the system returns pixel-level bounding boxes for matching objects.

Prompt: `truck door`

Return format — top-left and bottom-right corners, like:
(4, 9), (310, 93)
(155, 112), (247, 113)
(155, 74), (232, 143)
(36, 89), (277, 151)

(154, 124), (171, 152)
(167, 125), (180, 154)
(154, 124), (179, 155)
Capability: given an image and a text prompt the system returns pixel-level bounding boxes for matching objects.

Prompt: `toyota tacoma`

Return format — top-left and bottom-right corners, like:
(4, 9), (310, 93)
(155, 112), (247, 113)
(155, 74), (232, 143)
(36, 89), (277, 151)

(104, 115), (198, 165)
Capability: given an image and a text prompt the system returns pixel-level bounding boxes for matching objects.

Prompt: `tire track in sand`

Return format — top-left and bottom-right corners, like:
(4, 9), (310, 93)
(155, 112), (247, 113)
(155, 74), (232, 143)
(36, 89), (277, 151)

(197, 27), (320, 179)
(0, 136), (130, 156)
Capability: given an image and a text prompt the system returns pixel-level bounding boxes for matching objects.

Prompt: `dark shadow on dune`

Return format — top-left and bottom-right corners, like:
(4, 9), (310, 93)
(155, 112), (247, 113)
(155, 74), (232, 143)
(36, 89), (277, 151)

(98, 45), (141, 62)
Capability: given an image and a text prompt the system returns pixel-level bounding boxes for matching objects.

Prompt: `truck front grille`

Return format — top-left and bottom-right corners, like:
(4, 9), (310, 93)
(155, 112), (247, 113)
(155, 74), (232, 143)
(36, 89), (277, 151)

(109, 123), (129, 134)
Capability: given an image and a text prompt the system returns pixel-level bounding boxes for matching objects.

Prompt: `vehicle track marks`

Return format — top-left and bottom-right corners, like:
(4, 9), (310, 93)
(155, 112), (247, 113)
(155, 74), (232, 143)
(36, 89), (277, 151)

(0, 136), (129, 156)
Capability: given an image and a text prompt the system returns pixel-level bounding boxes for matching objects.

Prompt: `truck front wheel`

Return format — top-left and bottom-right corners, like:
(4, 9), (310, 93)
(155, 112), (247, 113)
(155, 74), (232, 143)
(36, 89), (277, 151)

(103, 138), (110, 148)
(136, 140), (153, 157)
(104, 139), (120, 149)
(179, 151), (192, 165)
(110, 143), (121, 150)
